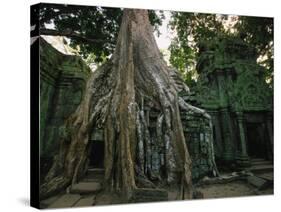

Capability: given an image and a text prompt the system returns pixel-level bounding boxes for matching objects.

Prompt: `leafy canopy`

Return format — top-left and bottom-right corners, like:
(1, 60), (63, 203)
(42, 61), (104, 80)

(169, 12), (273, 86)
(39, 3), (164, 62)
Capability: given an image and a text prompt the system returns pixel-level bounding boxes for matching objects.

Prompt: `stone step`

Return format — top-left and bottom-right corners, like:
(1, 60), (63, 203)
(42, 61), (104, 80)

(86, 168), (104, 177)
(70, 182), (102, 195)
(247, 176), (268, 189)
(82, 177), (103, 183)
(40, 194), (61, 208)
(249, 164), (273, 174)
(256, 172), (274, 182)
(82, 168), (105, 183)
(251, 160), (272, 166)
(130, 188), (168, 203)
(251, 158), (266, 162)
(48, 194), (81, 208)
(73, 196), (96, 207)
(87, 168), (105, 174)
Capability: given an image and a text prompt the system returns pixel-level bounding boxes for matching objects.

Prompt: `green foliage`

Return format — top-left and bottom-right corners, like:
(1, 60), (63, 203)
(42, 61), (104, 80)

(236, 16), (273, 85)
(40, 4), (122, 61)
(169, 37), (197, 86)
(169, 12), (273, 87)
(39, 3), (164, 62)
(169, 12), (226, 86)
(149, 10), (165, 37)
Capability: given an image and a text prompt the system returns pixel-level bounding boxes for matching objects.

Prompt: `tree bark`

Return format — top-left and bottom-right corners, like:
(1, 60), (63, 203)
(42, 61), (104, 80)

(40, 9), (193, 200)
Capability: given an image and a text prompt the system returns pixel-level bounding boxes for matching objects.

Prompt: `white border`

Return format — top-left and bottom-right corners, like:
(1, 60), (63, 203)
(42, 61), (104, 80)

(0, 0), (279, 211)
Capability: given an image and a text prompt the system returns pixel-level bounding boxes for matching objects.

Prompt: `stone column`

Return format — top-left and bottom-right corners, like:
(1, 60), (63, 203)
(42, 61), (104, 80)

(208, 110), (223, 158)
(220, 108), (233, 161)
(236, 112), (250, 167)
(216, 71), (234, 162)
(217, 72), (228, 107)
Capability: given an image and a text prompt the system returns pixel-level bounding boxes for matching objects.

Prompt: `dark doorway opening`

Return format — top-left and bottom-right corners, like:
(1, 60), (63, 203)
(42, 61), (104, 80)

(89, 141), (104, 168)
(246, 123), (267, 159)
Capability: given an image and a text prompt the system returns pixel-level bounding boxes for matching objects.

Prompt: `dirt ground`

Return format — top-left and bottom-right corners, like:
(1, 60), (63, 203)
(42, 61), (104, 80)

(196, 180), (273, 199)
(93, 180), (273, 205)
(41, 180), (273, 208)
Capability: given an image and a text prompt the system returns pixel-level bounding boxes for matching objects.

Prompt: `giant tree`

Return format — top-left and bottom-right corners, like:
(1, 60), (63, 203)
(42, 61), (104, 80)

(39, 7), (196, 201)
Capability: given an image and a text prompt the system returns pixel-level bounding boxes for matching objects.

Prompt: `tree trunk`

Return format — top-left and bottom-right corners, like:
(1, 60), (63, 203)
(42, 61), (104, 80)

(40, 9), (193, 200)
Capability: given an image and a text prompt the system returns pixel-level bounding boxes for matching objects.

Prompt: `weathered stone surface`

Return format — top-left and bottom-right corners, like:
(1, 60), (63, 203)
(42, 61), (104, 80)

(249, 164), (274, 174)
(257, 172), (273, 182)
(40, 37), (91, 181)
(247, 176), (267, 189)
(73, 196), (96, 207)
(180, 107), (218, 180)
(130, 188), (168, 203)
(40, 194), (62, 208)
(48, 194), (81, 208)
(251, 159), (272, 166)
(191, 36), (273, 163)
(71, 182), (102, 194)
(83, 168), (105, 182)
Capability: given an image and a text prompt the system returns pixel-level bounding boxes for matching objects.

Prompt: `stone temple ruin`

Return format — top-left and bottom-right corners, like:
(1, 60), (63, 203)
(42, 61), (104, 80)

(40, 38), (91, 179)
(191, 36), (273, 168)
(39, 35), (273, 204)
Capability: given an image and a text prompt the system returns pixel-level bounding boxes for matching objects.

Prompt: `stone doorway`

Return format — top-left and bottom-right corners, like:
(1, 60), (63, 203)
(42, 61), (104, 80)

(246, 123), (267, 159)
(89, 141), (104, 168)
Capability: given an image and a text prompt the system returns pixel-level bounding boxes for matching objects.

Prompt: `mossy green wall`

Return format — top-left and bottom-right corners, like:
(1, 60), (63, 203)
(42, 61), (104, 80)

(40, 38), (91, 161)
(194, 36), (273, 163)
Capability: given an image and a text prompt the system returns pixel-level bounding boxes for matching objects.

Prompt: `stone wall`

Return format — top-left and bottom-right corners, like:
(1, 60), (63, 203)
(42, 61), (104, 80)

(40, 38), (91, 175)
(181, 111), (215, 179)
(88, 106), (217, 182)
(179, 92), (217, 180)
(193, 36), (273, 166)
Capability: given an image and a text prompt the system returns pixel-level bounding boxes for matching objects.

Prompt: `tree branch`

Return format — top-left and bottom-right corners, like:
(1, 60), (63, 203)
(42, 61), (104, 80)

(40, 28), (109, 44)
